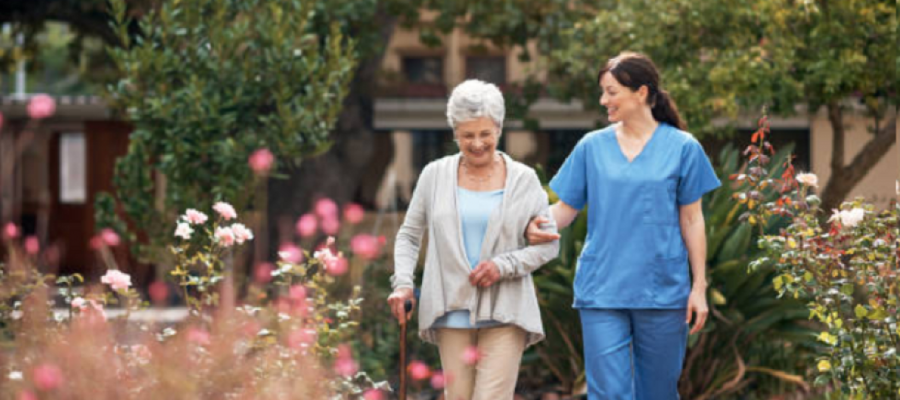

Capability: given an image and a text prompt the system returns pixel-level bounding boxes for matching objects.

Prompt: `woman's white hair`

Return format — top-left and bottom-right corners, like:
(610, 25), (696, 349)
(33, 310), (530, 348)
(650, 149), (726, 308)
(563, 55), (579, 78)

(446, 79), (505, 131)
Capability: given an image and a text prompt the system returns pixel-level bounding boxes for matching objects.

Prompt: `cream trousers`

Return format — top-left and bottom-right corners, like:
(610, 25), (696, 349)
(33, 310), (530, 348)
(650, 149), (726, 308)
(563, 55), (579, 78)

(436, 326), (527, 400)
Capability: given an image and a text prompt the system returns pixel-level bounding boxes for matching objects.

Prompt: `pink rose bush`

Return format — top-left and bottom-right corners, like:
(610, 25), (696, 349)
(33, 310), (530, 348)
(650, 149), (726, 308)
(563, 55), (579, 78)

(248, 148), (275, 175)
(734, 115), (899, 397)
(0, 197), (393, 398)
(27, 95), (56, 120)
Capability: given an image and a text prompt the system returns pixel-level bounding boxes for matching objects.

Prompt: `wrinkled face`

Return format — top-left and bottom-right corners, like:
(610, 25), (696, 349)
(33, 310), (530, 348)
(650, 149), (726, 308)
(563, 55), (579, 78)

(599, 72), (648, 123)
(455, 116), (500, 167)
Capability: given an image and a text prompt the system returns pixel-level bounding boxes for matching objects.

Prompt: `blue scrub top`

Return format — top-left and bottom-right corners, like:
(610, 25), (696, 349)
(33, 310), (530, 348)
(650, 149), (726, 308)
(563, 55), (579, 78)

(550, 123), (721, 309)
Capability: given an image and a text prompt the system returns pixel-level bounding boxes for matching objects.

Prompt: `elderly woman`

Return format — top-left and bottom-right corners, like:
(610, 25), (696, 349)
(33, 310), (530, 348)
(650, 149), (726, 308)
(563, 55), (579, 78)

(388, 79), (559, 399)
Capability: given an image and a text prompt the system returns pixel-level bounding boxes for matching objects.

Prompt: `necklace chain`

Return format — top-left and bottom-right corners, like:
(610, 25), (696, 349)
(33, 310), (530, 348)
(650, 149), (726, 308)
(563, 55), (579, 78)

(461, 154), (499, 183)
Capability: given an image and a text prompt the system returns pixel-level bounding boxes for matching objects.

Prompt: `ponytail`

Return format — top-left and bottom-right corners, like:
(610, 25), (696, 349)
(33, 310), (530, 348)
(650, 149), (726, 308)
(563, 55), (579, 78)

(651, 90), (685, 130)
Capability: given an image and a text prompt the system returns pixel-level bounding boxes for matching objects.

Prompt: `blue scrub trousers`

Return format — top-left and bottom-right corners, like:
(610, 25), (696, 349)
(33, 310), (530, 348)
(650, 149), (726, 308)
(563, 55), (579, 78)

(580, 309), (688, 400)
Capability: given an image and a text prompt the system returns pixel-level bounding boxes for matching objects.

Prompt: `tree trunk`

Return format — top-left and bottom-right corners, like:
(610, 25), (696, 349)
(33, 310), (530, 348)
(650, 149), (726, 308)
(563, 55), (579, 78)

(266, 12), (397, 252)
(819, 103), (898, 212)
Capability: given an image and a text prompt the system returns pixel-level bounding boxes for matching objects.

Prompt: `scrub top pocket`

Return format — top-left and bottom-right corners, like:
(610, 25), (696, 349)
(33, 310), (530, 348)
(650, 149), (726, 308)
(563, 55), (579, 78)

(641, 180), (678, 226)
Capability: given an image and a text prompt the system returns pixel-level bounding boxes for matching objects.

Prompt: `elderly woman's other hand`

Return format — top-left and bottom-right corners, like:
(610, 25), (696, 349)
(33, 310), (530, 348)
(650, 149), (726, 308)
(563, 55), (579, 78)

(526, 216), (561, 245)
(387, 287), (415, 323)
(469, 261), (501, 287)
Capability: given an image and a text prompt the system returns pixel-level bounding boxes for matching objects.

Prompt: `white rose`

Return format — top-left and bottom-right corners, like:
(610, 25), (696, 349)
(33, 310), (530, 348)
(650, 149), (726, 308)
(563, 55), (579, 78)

(795, 172), (818, 188)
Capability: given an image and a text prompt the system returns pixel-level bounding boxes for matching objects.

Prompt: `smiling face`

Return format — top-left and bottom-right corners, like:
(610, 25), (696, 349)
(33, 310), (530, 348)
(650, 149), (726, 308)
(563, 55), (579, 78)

(455, 116), (500, 167)
(599, 72), (649, 123)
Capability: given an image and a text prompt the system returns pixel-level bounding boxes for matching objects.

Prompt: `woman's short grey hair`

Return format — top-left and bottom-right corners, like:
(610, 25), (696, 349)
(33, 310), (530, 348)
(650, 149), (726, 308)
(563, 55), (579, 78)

(446, 79), (505, 131)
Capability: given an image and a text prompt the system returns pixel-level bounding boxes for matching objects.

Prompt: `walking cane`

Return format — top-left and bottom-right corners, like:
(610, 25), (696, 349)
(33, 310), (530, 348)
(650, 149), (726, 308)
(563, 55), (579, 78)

(399, 299), (413, 400)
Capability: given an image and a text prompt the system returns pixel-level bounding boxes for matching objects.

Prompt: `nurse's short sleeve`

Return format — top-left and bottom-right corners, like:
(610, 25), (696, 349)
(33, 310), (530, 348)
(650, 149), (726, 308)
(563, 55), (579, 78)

(549, 137), (589, 210)
(677, 139), (721, 205)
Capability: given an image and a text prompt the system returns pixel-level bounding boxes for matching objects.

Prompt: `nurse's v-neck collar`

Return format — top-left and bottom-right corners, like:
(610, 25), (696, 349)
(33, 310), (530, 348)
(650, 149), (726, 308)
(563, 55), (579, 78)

(613, 122), (664, 164)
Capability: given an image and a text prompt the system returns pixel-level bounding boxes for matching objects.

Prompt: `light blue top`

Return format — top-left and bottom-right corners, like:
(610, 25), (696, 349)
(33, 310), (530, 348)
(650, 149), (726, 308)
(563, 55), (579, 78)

(549, 123), (721, 309)
(431, 187), (505, 329)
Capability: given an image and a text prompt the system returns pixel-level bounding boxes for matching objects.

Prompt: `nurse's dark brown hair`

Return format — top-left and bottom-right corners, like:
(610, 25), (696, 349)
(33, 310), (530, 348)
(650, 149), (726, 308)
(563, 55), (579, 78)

(598, 52), (686, 130)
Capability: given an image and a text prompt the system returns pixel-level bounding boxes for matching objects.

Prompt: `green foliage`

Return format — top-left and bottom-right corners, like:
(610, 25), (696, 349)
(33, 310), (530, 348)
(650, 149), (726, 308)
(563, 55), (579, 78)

(538, 0), (897, 135)
(98, 0), (356, 263)
(736, 116), (899, 398)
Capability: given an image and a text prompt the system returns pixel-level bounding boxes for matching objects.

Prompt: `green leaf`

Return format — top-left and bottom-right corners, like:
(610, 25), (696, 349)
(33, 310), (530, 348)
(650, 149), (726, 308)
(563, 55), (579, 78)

(854, 304), (868, 319)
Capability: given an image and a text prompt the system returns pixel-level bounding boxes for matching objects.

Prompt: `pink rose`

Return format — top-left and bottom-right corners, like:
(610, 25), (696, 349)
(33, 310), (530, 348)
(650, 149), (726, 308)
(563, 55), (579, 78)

(334, 357), (359, 377)
(430, 371), (446, 390)
(183, 209), (208, 225)
(343, 203), (365, 224)
(24, 236), (40, 255)
(295, 213), (318, 238)
(315, 198), (338, 220)
(363, 390), (385, 400)
(289, 285), (307, 301)
(350, 234), (381, 260)
(231, 223), (253, 244)
(70, 297), (86, 309)
(32, 363), (63, 391)
(248, 148), (275, 175)
(148, 281), (169, 305)
(213, 202), (237, 220)
(186, 328), (211, 346)
(215, 226), (235, 247)
(100, 228), (120, 247)
(321, 217), (340, 235)
(4, 222), (20, 239)
(408, 361), (431, 380)
(101, 269), (132, 291)
(314, 244), (348, 276)
(253, 263), (274, 284)
(27, 94), (56, 120)
(278, 243), (303, 264)
(174, 223), (193, 239)
(462, 346), (481, 365)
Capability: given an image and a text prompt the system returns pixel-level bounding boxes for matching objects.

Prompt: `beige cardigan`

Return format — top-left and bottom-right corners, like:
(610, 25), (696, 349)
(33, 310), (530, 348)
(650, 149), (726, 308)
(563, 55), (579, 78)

(391, 152), (560, 347)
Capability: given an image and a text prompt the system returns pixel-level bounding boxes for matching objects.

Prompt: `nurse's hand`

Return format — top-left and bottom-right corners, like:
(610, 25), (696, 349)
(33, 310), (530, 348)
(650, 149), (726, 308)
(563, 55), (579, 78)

(388, 287), (415, 323)
(686, 286), (709, 335)
(526, 216), (561, 244)
(469, 261), (501, 287)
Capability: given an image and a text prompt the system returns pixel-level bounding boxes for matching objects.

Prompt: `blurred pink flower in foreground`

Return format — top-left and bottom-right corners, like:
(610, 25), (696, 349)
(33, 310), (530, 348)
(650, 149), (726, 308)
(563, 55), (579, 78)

(215, 226), (236, 247)
(101, 269), (132, 291)
(333, 344), (358, 376)
(27, 94), (56, 120)
(24, 236), (40, 255)
(187, 328), (211, 346)
(248, 148), (275, 175)
(148, 281), (169, 305)
(350, 234), (381, 260)
(17, 390), (37, 400)
(253, 262), (274, 284)
(287, 328), (317, 349)
(296, 213), (317, 238)
(4, 222), (20, 239)
(213, 201), (237, 220)
(408, 361), (431, 380)
(462, 346), (481, 365)
(314, 240), (348, 276)
(32, 363), (63, 391)
(363, 389), (385, 400)
(183, 209), (208, 225)
(315, 198), (338, 220)
(101, 228), (121, 246)
(278, 243), (303, 264)
(231, 223), (254, 244)
(321, 217), (340, 236)
(344, 203), (365, 224)
(289, 285), (307, 301)
(430, 370), (446, 389)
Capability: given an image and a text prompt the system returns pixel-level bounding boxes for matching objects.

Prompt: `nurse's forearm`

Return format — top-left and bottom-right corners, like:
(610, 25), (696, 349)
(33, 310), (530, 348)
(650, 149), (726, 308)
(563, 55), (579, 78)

(550, 201), (579, 230)
(680, 204), (708, 289)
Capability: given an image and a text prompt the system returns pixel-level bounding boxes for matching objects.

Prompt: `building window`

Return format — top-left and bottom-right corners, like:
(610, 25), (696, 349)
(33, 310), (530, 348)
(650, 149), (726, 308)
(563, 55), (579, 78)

(466, 56), (506, 85)
(411, 130), (454, 177)
(403, 57), (444, 85)
(59, 132), (86, 204)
